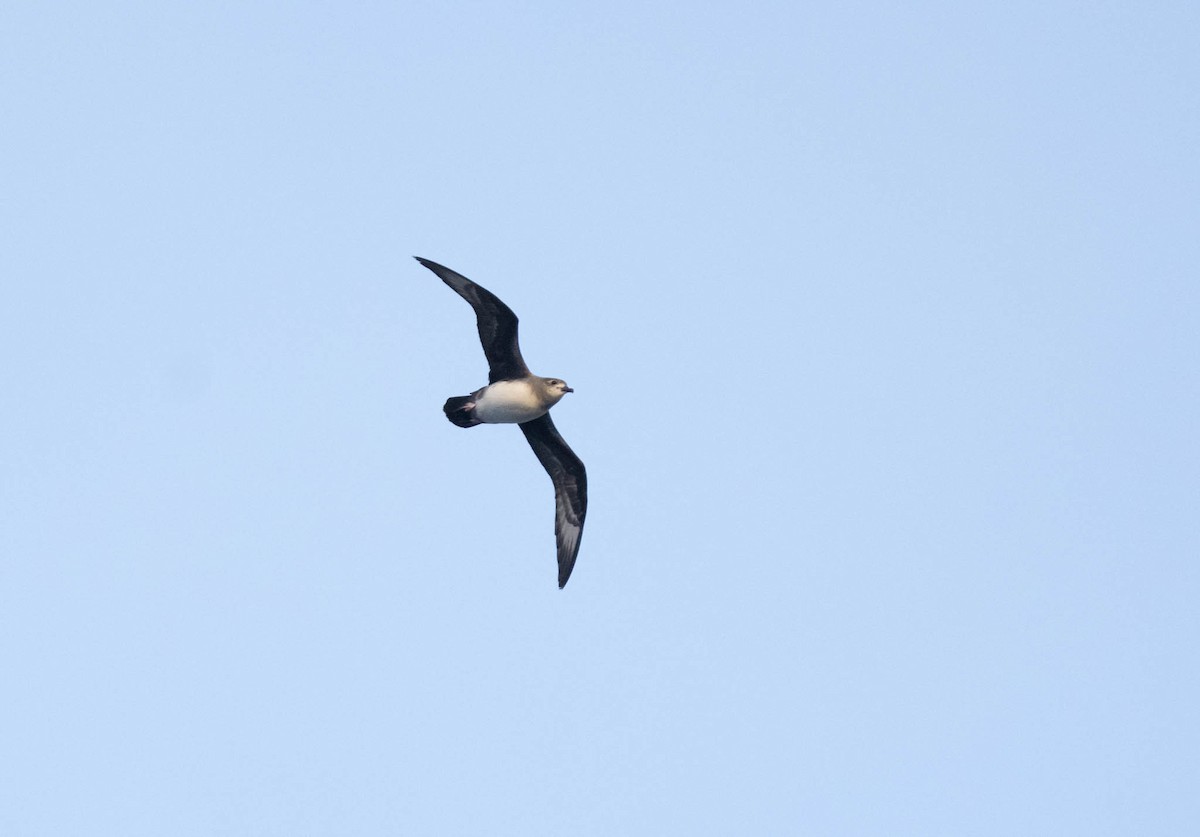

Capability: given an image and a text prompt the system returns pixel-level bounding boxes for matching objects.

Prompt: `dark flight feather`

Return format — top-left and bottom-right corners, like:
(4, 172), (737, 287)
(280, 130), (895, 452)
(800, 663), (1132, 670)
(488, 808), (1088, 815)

(520, 413), (588, 588)
(415, 257), (530, 383)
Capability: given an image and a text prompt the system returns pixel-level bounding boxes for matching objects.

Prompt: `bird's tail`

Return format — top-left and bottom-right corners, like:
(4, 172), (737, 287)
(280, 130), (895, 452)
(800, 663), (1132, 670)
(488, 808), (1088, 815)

(443, 395), (482, 428)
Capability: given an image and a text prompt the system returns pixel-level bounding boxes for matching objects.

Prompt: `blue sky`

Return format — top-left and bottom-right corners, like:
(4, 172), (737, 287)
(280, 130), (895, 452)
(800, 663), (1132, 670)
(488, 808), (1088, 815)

(2, 2), (1198, 834)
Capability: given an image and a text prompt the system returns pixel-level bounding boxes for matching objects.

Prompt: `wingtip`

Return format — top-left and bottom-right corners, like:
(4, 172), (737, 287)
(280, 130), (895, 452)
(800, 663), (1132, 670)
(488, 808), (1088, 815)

(414, 256), (444, 274)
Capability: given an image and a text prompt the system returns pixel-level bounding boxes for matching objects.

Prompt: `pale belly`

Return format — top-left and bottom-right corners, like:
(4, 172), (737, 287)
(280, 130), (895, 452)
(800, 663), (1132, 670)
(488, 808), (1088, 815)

(473, 380), (548, 424)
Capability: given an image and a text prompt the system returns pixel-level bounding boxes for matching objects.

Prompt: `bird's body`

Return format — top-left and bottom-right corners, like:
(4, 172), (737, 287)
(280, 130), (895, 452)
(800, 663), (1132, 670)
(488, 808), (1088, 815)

(474, 379), (550, 423)
(446, 378), (571, 426)
(416, 257), (588, 588)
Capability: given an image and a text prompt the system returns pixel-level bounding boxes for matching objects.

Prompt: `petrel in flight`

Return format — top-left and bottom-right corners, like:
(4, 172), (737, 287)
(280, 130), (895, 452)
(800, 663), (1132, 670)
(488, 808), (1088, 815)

(415, 257), (588, 588)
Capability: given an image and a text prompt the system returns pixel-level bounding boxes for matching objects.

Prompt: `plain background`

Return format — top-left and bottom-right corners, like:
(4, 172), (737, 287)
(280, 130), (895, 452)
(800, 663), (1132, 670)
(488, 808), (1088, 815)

(3, 2), (1198, 834)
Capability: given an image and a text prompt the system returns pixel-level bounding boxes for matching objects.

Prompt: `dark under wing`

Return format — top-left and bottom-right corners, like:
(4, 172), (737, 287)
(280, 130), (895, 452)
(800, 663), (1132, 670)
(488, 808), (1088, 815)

(415, 257), (530, 383)
(519, 413), (588, 588)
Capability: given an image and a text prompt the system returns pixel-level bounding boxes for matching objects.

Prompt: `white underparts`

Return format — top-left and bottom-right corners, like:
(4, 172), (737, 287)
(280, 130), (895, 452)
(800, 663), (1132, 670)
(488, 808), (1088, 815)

(472, 380), (551, 424)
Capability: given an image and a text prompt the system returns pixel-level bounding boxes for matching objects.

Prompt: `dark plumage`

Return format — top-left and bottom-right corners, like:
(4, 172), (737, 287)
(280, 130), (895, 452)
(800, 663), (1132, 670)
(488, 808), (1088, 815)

(520, 414), (588, 588)
(415, 257), (529, 384)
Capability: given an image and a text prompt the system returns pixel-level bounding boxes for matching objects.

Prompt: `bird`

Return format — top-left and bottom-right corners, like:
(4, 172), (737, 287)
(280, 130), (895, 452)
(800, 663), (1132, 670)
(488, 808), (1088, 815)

(415, 257), (588, 588)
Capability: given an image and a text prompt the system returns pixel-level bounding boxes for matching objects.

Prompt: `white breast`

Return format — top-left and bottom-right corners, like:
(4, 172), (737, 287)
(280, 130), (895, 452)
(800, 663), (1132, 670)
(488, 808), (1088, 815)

(473, 380), (549, 424)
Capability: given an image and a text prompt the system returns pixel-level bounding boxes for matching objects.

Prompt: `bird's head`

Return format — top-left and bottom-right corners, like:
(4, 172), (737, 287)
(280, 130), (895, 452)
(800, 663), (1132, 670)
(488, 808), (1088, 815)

(541, 377), (574, 403)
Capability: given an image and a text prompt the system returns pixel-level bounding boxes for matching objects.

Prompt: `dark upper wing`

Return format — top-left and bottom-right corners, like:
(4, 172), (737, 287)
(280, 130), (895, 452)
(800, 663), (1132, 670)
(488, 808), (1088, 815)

(415, 257), (530, 383)
(519, 413), (587, 588)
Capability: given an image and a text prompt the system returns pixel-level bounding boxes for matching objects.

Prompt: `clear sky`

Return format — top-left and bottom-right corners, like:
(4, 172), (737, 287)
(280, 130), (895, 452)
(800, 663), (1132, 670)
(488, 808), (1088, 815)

(3, 2), (1198, 834)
